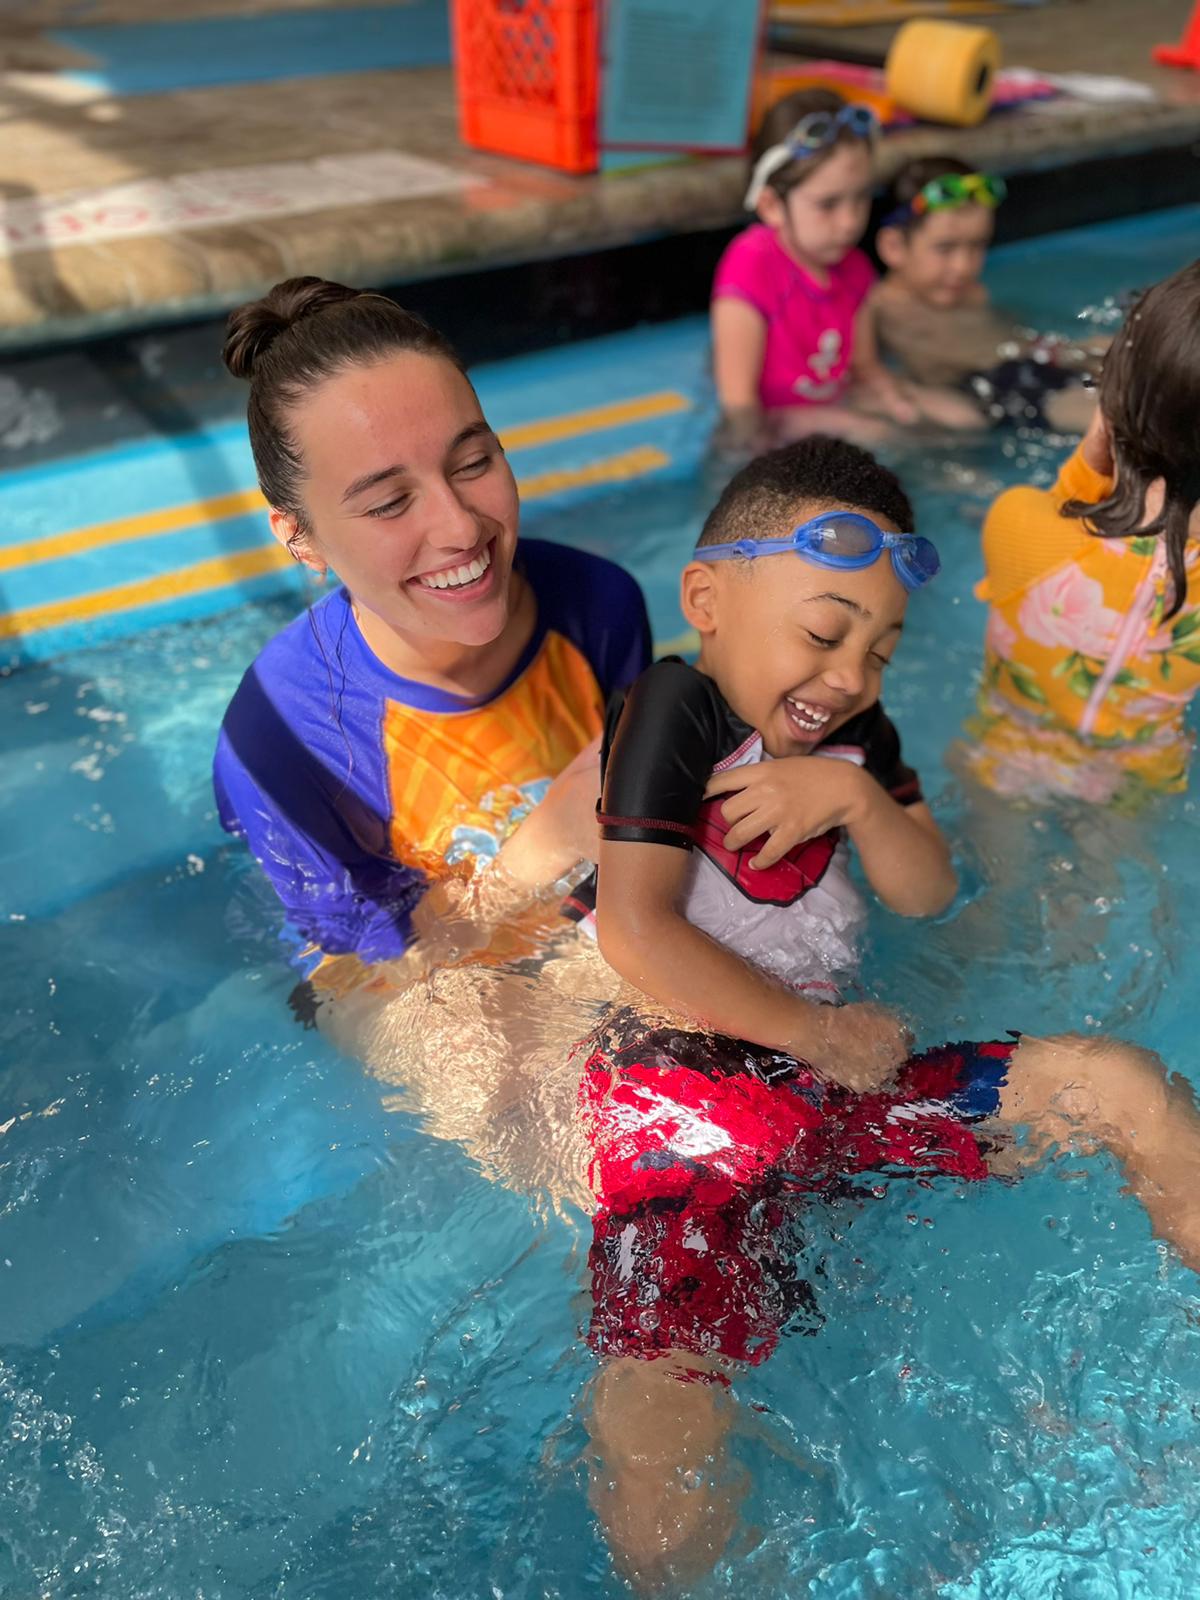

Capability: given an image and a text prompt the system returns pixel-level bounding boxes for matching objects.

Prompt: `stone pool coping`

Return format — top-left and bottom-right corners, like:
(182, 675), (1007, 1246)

(2, 19), (1200, 351)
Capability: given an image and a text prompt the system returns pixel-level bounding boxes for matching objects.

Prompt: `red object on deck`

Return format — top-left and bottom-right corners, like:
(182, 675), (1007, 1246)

(1154, 2), (1200, 69)
(451, 0), (600, 174)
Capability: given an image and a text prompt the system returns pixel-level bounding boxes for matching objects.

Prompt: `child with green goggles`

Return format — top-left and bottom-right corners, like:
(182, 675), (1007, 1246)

(854, 154), (1105, 435)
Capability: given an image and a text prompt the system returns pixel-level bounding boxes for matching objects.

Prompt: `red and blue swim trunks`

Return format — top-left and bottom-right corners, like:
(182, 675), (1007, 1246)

(577, 1009), (1016, 1367)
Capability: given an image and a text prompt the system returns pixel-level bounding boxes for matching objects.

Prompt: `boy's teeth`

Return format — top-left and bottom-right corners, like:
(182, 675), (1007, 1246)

(418, 547), (491, 590)
(787, 696), (832, 731)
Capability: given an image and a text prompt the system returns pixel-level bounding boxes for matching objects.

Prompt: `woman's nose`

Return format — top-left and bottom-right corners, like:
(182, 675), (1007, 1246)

(426, 476), (482, 549)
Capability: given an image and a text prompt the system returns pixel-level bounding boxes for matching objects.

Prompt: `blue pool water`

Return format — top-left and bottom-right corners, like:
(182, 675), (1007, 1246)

(3, 206), (1200, 1597)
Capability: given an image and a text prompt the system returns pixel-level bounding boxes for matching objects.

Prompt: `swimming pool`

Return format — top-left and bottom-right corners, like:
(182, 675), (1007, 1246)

(3, 206), (1200, 1597)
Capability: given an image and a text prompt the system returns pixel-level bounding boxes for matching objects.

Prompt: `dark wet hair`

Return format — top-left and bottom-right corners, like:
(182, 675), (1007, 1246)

(222, 275), (467, 543)
(1062, 258), (1200, 621)
(878, 154), (975, 235)
(750, 88), (863, 202)
(697, 435), (914, 548)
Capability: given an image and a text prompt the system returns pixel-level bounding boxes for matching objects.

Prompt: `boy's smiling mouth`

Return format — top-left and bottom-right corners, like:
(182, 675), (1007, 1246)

(785, 693), (837, 739)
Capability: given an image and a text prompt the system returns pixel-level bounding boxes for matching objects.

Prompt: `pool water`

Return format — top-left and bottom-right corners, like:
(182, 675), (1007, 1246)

(3, 207), (1200, 1598)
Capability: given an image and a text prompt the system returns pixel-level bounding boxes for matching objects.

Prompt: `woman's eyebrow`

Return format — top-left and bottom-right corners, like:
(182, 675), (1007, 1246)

(341, 423), (494, 503)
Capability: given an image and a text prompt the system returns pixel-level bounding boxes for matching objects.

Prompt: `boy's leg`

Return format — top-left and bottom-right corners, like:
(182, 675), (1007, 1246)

(994, 1034), (1200, 1270)
(586, 1350), (743, 1593)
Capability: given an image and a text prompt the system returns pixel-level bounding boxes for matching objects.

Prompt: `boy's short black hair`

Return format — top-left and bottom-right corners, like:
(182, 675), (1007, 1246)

(697, 436), (914, 549)
(880, 154), (975, 234)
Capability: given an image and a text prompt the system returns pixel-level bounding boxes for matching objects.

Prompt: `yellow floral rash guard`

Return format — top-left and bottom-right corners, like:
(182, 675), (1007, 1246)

(968, 445), (1200, 804)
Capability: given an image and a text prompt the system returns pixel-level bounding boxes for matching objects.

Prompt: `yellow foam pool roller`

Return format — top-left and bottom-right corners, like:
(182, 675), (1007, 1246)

(885, 19), (1000, 126)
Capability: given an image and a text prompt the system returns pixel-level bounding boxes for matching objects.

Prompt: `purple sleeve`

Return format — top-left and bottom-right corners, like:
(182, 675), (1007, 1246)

(214, 671), (425, 965)
(712, 227), (776, 320)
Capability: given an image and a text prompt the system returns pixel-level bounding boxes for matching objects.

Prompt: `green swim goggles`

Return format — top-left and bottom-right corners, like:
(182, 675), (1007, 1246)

(694, 510), (941, 592)
(883, 170), (1007, 229)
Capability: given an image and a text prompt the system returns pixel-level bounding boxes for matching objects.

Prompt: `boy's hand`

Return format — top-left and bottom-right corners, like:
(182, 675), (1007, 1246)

(705, 758), (868, 869)
(859, 368), (920, 426)
(803, 1002), (912, 1093)
(876, 376), (921, 427)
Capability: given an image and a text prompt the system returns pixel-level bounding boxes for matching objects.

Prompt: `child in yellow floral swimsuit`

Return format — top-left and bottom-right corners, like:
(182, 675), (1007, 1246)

(968, 258), (1200, 805)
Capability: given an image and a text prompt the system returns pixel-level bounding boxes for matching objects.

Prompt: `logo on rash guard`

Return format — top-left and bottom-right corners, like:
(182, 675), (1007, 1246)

(690, 795), (837, 906)
(445, 777), (552, 864)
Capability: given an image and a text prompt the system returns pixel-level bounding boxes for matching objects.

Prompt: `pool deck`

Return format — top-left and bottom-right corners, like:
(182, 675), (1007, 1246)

(1, 0), (1200, 347)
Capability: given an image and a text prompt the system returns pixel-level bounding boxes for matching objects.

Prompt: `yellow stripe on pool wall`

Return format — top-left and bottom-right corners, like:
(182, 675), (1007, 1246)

(520, 445), (670, 500)
(0, 488), (268, 574)
(1, 445), (674, 640)
(0, 392), (690, 575)
(500, 391), (689, 451)
(0, 545), (292, 640)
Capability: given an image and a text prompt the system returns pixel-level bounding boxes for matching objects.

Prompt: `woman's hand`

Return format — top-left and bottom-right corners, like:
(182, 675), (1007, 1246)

(793, 1001), (912, 1094)
(705, 758), (866, 869)
(497, 736), (602, 891)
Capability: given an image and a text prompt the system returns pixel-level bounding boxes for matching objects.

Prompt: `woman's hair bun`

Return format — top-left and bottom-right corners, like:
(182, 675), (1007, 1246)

(222, 275), (362, 380)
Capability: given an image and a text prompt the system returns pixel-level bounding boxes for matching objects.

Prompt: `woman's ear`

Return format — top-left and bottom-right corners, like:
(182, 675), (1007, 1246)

(680, 561), (721, 636)
(268, 506), (327, 576)
(876, 224), (908, 272)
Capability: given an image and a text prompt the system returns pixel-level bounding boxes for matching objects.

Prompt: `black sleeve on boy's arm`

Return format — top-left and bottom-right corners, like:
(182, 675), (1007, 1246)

(599, 658), (730, 849)
(830, 702), (923, 806)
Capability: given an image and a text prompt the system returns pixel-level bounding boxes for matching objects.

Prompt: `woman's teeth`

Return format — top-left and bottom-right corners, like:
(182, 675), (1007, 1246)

(417, 546), (491, 590)
(786, 695), (833, 733)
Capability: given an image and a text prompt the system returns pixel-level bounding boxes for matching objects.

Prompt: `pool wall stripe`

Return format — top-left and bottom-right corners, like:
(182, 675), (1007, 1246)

(0, 394), (687, 576)
(0, 319), (713, 667)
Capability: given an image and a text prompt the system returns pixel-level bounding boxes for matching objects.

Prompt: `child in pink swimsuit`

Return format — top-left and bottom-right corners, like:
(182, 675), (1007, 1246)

(712, 88), (929, 453)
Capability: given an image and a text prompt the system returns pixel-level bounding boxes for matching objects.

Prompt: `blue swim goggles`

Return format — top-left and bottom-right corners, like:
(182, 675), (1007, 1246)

(745, 105), (879, 208)
(693, 511), (941, 592)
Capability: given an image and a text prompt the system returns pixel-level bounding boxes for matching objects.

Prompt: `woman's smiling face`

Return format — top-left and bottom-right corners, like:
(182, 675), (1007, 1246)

(274, 351), (521, 650)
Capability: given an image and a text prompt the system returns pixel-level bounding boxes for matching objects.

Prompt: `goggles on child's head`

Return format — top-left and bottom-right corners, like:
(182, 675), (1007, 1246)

(882, 171), (1007, 230)
(744, 105), (879, 210)
(693, 510), (941, 592)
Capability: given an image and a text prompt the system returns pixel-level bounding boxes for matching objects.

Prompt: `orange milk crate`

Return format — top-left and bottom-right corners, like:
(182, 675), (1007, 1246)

(451, 0), (601, 174)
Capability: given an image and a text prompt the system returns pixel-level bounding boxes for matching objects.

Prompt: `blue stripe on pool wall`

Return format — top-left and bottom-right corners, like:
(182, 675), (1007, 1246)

(54, 1), (451, 96)
(0, 316), (715, 668)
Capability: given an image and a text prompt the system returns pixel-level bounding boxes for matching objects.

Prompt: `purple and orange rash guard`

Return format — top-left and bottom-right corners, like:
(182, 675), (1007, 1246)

(214, 539), (651, 973)
(568, 658), (922, 995)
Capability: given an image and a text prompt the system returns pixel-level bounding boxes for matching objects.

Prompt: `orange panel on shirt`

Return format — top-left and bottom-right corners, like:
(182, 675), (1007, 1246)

(383, 629), (605, 870)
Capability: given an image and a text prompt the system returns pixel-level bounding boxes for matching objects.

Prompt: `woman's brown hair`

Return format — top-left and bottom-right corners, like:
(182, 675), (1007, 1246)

(1063, 258), (1200, 620)
(223, 276), (466, 542)
(750, 87), (857, 203)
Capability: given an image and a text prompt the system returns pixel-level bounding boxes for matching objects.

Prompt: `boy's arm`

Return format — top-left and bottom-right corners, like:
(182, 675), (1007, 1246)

(595, 837), (910, 1087)
(843, 786), (956, 917)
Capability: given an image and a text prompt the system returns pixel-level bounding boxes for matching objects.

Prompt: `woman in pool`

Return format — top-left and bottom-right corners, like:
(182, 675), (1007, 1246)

(214, 276), (651, 1188)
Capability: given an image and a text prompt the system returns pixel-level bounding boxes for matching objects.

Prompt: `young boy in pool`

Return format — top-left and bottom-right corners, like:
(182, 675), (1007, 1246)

(857, 156), (1101, 434)
(572, 437), (1200, 1591)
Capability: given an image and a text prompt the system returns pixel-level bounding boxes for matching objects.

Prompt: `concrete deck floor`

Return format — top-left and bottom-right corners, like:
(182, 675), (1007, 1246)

(1, 0), (1199, 347)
